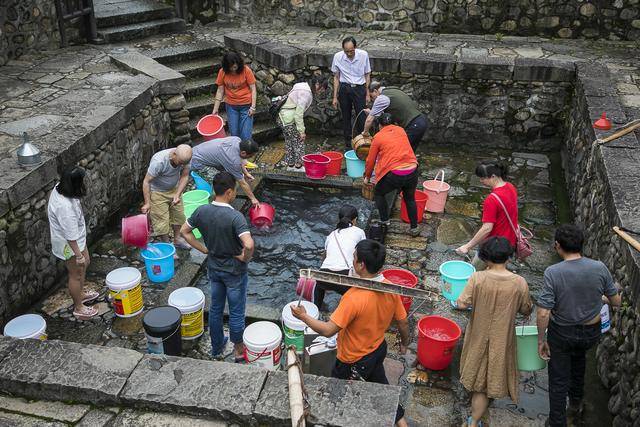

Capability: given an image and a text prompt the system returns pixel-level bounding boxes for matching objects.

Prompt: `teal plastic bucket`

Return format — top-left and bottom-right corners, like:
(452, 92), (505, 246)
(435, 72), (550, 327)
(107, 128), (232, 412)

(190, 171), (213, 194)
(345, 150), (365, 178)
(516, 325), (547, 371)
(141, 243), (176, 283)
(439, 260), (475, 303)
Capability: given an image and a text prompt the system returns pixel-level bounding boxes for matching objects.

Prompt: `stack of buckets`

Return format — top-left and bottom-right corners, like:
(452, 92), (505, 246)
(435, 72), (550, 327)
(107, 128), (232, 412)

(182, 189), (210, 239)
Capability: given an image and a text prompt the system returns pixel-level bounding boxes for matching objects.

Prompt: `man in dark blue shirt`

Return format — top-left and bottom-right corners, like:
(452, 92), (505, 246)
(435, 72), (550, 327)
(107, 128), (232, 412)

(181, 171), (254, 361)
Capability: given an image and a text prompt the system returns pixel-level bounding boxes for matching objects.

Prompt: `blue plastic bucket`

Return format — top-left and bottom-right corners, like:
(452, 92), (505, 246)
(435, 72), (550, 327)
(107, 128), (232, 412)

(190, 171), (213, 194)
(141, 243), (176, 283)
(439, 261), (476, 303)
(345, 150), (365, 178)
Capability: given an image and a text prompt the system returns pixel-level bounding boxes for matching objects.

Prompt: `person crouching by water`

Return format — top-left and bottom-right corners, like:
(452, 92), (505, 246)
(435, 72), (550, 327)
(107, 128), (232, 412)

(276, 76), (328, 169)
(291, 239), (410, 427)
(364, 112), (420, 237)
(456, 161), (518, 270)
(47, 167), (99, 320)
(456, 237), (533, 427)
(536, 224), (620, 427)
(314, 205), (367, 309)
(180, 172), (255, 362)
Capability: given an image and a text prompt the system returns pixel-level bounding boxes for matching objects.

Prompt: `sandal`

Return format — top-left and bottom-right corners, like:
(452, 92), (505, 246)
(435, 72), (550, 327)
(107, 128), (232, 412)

(234, 355), (246, 364)
(82, 290), (99, 304)
(467, 416), (483, 427)
(73, 305), (98, 320)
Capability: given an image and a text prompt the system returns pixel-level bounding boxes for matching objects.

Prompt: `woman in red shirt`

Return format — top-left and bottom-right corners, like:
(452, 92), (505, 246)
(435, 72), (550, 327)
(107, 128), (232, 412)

(456, 161), (519, 270)
(364, 113), (420, 237)
(212, 52), (257, 141)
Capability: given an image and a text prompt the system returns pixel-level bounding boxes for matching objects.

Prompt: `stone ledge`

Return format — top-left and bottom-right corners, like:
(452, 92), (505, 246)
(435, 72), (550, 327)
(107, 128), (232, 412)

(224, 33), (270, 57)
(0, 338), (142, 405)
(400, 52), (456, 76)
(110, 52), (185, 95)
(120, 355), (268, 423)
(513, 58), (576, 82)
(254, 42), (306, 72)
(255, 370), (401, 426)
(455, 55), (514, 80)
(368, 48), (402, 74)
(306, 46), (335, 68)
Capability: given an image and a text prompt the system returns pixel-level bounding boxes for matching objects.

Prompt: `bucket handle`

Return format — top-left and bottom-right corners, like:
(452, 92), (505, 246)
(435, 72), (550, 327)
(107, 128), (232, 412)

(148, 323), (181, 344)
(351, 110), (368, 140)
(244, 346), (270, 363)
(433, 170), (446, 194)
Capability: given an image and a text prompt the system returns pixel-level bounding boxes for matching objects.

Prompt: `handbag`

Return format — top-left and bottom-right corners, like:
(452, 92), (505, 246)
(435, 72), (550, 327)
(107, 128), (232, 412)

(332, 230), (352, 270)
(269, 95), (289, 120)
(490, 193), (533, 260)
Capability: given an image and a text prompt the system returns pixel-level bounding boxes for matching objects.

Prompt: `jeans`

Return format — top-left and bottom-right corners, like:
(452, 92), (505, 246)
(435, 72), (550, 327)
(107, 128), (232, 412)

(547, 321), (601, 427)
(313, 267), (350, 308)
(405, 114), (428, 151)
(338, 83), (366, 146)
(208, 268), (248, 355)
(332, 340), (405, 423)
(374, 169), (419, 228)
(225, 104), (253, 141)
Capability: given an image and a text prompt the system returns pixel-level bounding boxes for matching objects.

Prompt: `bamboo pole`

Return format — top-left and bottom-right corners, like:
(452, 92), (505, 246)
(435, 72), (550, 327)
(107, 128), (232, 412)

(613, 226), (640, 252)
(287, 347), (305, 427)
(299, 269), (437, 299)
(598, 121), (640, 144)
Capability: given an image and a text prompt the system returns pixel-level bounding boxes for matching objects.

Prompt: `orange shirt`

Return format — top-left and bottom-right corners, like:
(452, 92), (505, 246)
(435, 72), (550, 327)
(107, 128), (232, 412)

(215, 67), (256, 106)
(364, 124), (417, 181)
(330, 282), (407, 363)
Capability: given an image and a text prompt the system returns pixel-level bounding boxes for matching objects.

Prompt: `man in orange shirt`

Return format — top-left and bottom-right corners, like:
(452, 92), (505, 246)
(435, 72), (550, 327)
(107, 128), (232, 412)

(291, 239), (410, 427)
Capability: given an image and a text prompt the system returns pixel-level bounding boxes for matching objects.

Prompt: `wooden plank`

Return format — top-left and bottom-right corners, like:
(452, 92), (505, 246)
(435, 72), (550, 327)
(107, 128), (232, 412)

(299, 269), (436, 299)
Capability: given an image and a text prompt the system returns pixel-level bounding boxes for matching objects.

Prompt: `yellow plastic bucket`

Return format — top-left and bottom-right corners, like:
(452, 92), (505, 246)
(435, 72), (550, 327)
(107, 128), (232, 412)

(3, 314), (47, 340)
(168, 287), (205, 340)
(106, 267), (144, 318)
(423, 170), (451, 213)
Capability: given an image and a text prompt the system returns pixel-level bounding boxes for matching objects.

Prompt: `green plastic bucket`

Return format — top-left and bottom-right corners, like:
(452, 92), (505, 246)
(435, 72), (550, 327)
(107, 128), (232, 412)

(516, 325), (546, 371)
(182, 190), (210, 206)
(184, 203), (202, 239)
(282, 301), (319, 353)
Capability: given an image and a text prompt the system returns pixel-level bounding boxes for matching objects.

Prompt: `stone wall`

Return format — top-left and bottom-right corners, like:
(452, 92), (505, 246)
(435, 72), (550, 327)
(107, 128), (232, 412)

(230, 0), (640, 41)
(0, 0), (85, 66)
(562, 62), (640, 426)
(226, 34), (573, 151)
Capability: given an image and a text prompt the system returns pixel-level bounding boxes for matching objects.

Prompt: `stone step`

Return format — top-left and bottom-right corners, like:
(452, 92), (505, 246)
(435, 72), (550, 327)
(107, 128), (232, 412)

(149, 42), (222, 65)
(95, 0), (174, 28)
(185, 76), (217, 99)
(186, 95), (215, 119)
(173, 57), (222, 78)
(97, 18), (186, 44)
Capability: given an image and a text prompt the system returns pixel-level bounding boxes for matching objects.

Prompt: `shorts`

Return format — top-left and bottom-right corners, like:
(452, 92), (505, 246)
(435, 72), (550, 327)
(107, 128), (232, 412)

(149, 189), (186, 236)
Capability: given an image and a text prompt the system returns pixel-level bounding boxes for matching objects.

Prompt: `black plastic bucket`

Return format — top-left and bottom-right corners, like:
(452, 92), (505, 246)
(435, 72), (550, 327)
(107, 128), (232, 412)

(143, 306), (182, 356)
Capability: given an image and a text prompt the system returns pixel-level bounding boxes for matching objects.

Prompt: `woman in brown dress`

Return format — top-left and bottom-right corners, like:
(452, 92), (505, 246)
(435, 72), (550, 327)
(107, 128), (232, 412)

(456, 236), (533, 427)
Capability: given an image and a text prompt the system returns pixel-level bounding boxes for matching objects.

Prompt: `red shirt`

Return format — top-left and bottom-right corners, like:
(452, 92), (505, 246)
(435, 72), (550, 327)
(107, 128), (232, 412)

(364, 125), (417, 181)
(482, 182), (518, 246)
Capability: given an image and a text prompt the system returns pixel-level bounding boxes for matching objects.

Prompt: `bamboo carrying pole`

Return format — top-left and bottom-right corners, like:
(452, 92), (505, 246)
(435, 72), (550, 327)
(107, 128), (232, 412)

(299, 269), (437, 299)
(287, 347), (305, 427)
(596, 120), (640, 144)
(613, 226), (640, 252)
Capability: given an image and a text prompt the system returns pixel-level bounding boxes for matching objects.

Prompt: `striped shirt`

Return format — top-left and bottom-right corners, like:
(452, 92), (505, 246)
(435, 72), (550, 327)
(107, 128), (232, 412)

(331, 49), (371, 85)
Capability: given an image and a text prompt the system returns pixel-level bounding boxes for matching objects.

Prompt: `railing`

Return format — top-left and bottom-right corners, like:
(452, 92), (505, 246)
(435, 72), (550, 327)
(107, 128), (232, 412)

(54, 0), (98, 47)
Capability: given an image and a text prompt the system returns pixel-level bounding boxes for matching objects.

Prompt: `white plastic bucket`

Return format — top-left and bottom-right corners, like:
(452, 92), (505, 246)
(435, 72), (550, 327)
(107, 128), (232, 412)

(282, 301), (319, 353)
(168, 287), (205, 340)
(601, 304), (611, 333)
(106, 267), (144, 318)
(243, 321), (283, 370)
(3, 314), (47, 340)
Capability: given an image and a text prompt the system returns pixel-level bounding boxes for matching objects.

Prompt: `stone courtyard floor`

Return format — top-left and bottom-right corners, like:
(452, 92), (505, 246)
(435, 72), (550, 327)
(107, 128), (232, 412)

(2, 21), (640, 427)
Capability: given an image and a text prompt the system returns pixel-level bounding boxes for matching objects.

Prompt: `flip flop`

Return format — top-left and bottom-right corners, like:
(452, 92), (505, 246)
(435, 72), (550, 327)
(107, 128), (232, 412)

(73, 305), (98, 320)
(82, 290), (99, 304)
(234, 356), (246, 364)
(467, 416), (483, 427)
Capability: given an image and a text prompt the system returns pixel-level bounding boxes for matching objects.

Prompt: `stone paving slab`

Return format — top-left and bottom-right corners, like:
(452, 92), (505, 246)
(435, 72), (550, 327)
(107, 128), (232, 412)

(76, 409), (118, 427)
(0, 410), (67, 426)
(120, 355), (267, 422)
(0, 337), (17, 364)
(0, 338), (142, 405)
(112, 409), (227, 426)
(255, 370), (400, 426)
(0, 394), (91, 423)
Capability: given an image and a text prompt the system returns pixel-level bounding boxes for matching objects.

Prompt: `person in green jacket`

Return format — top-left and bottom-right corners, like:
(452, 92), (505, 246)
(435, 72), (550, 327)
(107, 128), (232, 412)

(362, 81), (428, 151)
(276, 76), (328, 169)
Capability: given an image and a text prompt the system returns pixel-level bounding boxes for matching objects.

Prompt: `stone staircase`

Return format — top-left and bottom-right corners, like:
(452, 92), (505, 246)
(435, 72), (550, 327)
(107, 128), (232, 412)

(94, 0), (186, 43)
(149, 43), (280, 145)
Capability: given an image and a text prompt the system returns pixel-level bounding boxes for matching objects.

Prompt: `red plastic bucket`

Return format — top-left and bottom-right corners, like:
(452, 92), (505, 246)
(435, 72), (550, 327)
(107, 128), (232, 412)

(302, 153), (330, 180)
(417, 315), (462, 370)
(197, 114), (226, 141)
(296, 277), (316, 302)
(382, 268), (418, 313)
(249, 203), (276, 227)
(322, 151), (344, 176)
(121, 214), (150, 249)
(400, 190), (429, 224)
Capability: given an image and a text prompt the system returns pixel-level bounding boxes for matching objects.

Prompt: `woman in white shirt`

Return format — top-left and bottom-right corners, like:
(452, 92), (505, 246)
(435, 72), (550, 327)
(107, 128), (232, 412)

(314, 205), (366, 309)
(47, 167), (98, 320)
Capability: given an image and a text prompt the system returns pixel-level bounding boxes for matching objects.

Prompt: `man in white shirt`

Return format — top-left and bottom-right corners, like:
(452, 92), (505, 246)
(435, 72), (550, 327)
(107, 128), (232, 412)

(331, 36), (372, 149)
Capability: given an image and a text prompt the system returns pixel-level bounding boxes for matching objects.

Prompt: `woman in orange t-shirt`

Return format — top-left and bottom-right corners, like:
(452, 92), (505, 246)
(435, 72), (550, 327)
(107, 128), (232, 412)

(364, 113), (420, 236)
(212, 52), (257, 141)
